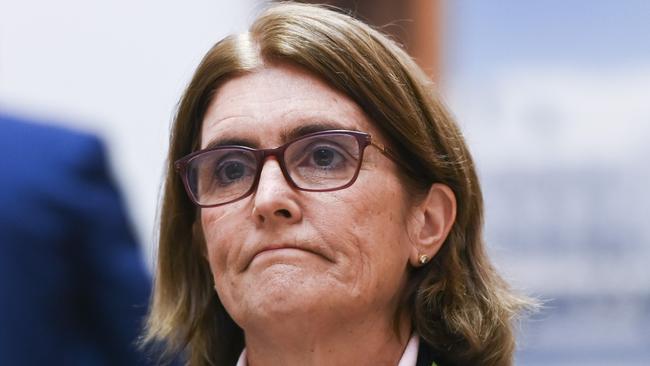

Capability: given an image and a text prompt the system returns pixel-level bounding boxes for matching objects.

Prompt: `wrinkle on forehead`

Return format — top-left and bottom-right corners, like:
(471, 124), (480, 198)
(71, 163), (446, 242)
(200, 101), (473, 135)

(202, 94), (366, 130)
(199, 65), (375, 149)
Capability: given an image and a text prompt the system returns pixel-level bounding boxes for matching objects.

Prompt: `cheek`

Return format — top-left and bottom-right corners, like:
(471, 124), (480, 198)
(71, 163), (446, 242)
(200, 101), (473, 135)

(345, 173), (410, 239)
(350, 198), (409, 267)
(317, 176), (412, 289)
(200, 207), (241, 273)
(200, 206), (254, 309)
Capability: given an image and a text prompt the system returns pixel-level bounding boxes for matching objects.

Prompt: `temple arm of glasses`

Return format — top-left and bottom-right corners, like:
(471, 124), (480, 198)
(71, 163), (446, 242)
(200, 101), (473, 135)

(371, 141), (401, 163)
(370, 141), (422, 179)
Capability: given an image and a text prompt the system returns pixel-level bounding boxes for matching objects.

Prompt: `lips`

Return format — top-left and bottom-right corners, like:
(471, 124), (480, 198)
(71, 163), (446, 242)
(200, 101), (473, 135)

(257, 244), (306, 255)
(253, 244), (316, 261)
(244, 241), (333, 270)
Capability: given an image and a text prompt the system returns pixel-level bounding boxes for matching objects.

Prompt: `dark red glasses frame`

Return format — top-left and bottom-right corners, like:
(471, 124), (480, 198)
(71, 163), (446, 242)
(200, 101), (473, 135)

(174, 130), (402, 208)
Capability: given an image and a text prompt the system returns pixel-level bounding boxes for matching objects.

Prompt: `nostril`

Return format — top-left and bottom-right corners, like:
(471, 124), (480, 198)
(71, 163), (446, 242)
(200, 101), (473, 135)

(274, 209), (292, 218)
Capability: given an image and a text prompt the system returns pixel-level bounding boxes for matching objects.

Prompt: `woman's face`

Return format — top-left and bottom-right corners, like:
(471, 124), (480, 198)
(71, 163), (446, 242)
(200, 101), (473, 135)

(200, 64), (418, 332)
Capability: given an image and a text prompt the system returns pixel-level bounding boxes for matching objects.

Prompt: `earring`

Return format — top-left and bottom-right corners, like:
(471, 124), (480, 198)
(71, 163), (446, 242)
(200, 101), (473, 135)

(418, 254), (430, 265)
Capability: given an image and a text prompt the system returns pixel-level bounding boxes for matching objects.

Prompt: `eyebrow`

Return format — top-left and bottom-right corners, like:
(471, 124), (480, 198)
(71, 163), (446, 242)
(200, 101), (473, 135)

(281, 121), (359, 142)
(204, 136), (258, 150)
(203, 120), (359, 151)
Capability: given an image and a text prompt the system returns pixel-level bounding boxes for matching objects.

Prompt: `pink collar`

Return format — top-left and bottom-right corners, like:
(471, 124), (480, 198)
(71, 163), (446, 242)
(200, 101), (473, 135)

(236, 334), (419, 366)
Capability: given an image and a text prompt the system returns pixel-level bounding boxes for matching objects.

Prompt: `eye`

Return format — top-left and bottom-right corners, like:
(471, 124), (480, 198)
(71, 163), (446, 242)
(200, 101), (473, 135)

(302, 144), (347, 170)
(312, 147), (337, 167)
(214, 156), (256, 185)
(220, 161), (246, 180)
(285, 134), (361, 183)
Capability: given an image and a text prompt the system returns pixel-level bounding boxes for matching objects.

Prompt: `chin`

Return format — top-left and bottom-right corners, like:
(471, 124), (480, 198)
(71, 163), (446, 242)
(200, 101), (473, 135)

(231, 265), (338, 324)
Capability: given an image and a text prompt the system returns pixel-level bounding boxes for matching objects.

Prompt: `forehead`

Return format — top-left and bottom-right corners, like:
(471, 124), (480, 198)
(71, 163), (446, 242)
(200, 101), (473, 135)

(200, 64), (377, 149)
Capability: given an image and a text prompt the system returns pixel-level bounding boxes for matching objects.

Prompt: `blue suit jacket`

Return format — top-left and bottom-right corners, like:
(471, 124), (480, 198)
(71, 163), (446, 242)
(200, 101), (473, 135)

(0, 114), (152, 365)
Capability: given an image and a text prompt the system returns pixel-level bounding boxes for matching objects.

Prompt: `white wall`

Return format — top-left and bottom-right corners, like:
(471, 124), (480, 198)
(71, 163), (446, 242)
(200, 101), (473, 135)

(0, 0), (259, 268)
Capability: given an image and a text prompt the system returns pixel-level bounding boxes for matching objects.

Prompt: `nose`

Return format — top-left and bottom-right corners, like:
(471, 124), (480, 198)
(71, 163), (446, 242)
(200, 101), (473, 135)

(252, 158), (302, 225)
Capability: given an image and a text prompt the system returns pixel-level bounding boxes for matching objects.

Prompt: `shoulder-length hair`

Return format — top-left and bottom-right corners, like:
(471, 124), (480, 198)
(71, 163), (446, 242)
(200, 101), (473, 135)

(143, 3), (532, 365)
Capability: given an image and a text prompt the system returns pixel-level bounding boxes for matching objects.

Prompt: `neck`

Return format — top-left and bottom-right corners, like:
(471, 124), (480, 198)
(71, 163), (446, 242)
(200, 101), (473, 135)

(243, 310), (411, 366)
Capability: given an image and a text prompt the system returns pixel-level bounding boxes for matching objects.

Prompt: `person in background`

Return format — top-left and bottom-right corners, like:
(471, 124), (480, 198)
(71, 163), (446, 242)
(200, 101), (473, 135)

(0, 113), (152, 365)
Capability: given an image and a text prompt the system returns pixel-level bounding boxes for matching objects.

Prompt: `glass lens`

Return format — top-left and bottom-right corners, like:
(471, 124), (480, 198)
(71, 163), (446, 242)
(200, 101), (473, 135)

(186, 148), (257, 205)
(285, 133), (361, 189)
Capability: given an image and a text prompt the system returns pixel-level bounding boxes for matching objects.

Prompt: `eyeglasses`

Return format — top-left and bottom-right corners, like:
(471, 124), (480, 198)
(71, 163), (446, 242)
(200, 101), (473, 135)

(174, 130), (402, 207)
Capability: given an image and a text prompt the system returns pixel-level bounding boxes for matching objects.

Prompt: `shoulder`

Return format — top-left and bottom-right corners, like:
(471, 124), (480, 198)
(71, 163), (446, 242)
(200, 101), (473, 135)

(1, 112), (103, 157)
(0, 113), (113, 237)
(0, 112), (108, 181)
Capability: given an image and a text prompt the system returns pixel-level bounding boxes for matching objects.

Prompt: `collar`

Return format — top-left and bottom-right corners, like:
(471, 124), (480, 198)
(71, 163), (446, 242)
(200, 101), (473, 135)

(236, 334), (419, 366)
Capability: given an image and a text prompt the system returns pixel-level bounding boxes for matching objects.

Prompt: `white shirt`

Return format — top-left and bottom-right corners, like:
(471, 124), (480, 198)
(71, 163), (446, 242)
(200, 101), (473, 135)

(235, 334), (420, 366)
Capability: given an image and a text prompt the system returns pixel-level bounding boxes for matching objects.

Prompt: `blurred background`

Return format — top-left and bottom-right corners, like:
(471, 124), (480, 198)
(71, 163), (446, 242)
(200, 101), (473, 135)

(1, 0), (648, 365)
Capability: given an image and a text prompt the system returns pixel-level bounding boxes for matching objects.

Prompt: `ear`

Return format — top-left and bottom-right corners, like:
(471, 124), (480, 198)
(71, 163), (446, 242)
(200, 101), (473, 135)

(407, 183), (457, 267)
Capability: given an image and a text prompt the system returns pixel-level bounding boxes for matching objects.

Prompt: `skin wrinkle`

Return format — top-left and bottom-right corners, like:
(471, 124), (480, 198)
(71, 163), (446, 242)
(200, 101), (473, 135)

(199, 64), (421, 365)
(141, 5), (531, 365)
(201, 205), (237, 271)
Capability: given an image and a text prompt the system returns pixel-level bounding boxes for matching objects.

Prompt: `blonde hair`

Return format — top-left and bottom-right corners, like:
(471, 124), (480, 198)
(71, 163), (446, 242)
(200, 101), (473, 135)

(143, 3), (533, 365)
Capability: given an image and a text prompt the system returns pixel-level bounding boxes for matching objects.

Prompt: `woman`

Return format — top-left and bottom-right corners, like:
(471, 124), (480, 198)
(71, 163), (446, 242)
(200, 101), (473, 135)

(144, 3), (531, 366)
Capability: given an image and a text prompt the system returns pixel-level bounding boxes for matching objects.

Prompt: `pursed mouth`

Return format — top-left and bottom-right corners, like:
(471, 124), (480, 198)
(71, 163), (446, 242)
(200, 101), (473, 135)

(254, 245), (317, 259)
(244, 244), (332, 270)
